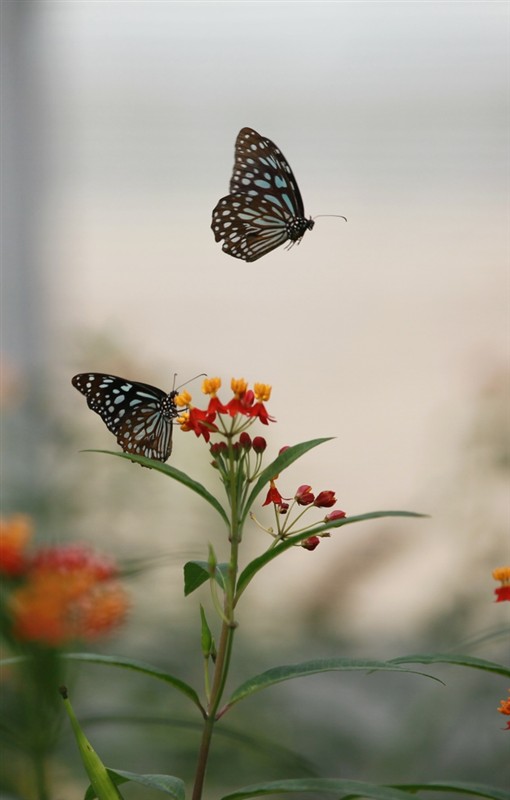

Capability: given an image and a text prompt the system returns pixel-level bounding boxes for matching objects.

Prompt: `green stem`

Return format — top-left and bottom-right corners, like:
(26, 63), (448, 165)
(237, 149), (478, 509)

(191, 444), (241, 800)
(32, 747), (50, 800)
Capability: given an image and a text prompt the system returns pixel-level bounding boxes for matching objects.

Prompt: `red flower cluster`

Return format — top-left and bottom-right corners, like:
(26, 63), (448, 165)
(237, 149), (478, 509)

(261, 478), (346, 551)
(177, 378), (275, 442)
(1, 515), (128, 646)
(492, 566), (510, 602)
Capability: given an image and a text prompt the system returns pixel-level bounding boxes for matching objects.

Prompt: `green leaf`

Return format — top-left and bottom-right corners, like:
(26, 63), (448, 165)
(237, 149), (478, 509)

(200, 604), (215, 658)
(221, 780), (510, 800)
(65, 653), (205, 715)
(392, 782), (510, 800)
(86, 770), (185, 800)
(236, 511), (426, 600)
(389, 653), (510, 678)
(184, 560), (229, 596)
(60, 687), (124, 799)
(240, 438), (334, 524)
(221, 778), (423, 800)
(227, 658), (443, 709)
(82, 450), (229, 524)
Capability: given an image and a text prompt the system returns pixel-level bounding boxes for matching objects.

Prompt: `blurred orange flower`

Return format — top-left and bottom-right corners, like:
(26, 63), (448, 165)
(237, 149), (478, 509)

(497, 690), (510, 730)
(8, 543), (128, 646)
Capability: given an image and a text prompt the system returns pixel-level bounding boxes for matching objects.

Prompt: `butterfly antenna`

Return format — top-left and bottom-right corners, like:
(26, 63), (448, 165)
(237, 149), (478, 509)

(175, 373), (207, 392)
(313, 214), (347, 222)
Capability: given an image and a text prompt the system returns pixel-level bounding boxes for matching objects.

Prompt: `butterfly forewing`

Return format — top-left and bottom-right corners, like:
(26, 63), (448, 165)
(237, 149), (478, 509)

(212, 127), (314, 262)
(230, 128), (305, 216)
(72, 373), (178, 462)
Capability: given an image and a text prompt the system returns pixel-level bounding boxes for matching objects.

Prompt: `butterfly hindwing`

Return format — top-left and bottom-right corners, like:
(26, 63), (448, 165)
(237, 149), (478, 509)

(72, 373), (178, 462)
(212, 127), (314, 262)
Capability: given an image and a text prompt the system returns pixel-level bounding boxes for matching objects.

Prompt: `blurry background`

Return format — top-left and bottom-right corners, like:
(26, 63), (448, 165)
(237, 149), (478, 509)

(2, 1), (509, 797)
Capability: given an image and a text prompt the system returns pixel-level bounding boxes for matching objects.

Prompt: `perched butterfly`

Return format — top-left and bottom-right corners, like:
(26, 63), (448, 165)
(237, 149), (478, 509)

(211, 127), (315, 262)
(72, 373), (180, 462)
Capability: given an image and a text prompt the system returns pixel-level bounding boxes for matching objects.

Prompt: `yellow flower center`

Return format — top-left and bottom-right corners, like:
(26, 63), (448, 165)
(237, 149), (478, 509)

(492, 566), (510, 584)
(175, 390), (192, 407)
(202, 377), (221, 396)
(231, 377), (248, 396)
(254, 383), (272, 402)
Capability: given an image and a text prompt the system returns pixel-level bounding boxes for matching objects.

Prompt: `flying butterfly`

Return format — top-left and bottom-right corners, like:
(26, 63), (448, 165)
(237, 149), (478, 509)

(72, 373), (180, 462)
(211, 127), (345, 262)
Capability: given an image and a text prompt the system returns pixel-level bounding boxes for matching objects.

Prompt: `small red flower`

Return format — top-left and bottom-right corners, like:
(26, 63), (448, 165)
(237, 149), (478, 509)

(208, 395), (229, 414)
(277, 502), (289, 514)
(200, 377), (229, 414)
(492, 566), (510, 602)
(314, 491), (337, 508)
(302, 536), (321, 551)
(295, 485), (315, 506)
(263, 480), (283, 507)
(180, 407), (218, 442)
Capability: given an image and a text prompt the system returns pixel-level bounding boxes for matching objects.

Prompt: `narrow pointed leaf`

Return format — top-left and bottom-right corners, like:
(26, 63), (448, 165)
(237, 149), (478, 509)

(59, 688), (124, 799)
(392, 782), (510, 800)
(221, 778), (422, 800)
(240, 438), (333, 524)
(221, 780), (510, 800)
(86, 770), (185, 800)
(227, 658), (442, 708)
(83, 450), (229, 524)
(236, 511), (426, 600)
(184, 560), (229, 596)
(65, 653), (204, 714)
(200, 604), (214, 658)
(389, 653), (510, 678)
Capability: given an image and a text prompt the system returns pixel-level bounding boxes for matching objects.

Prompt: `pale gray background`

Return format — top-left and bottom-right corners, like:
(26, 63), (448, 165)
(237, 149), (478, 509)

(2, 0), (508, 651)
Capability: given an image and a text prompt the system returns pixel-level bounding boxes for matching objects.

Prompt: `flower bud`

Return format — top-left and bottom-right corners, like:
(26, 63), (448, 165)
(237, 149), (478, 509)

(295, 485), (315, 506)
(301, 536), (320, 551)
(239, 432), (252, 450)
(252, 436), (267, 453)
(324, 509), (346, 521)
(314, 490), (336, 508)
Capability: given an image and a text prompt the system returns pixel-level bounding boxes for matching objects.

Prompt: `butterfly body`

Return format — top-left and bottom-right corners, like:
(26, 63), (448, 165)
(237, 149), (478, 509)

(212, 127), (314, 262)
(72, 373), (179, 462)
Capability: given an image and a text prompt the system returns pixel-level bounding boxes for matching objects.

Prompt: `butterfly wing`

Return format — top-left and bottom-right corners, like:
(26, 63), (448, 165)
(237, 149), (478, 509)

(72, 373), (176, 462)
(212, 128), (314, 262)
(229, 128), (306, 215)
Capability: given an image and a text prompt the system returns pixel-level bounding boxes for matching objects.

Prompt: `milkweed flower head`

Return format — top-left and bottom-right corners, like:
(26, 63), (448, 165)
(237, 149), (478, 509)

(1, 521), (129, 647)
(178, 377), (276, 440)
(492, 566), (510, 602)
